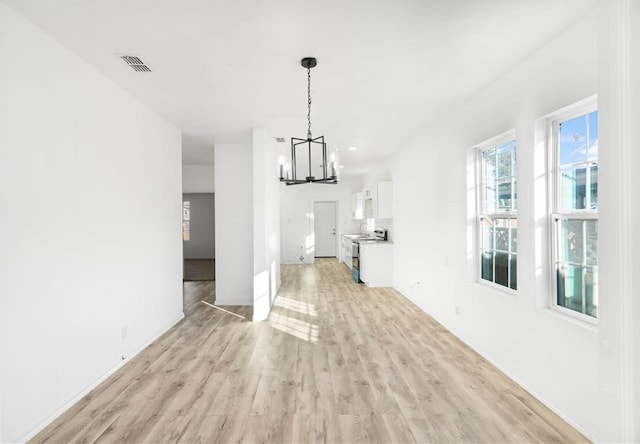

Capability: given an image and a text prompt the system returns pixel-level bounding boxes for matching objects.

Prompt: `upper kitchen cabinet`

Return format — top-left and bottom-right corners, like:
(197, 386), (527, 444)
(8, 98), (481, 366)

(352, 182), (393, 220)
(376, 181), (393, 219)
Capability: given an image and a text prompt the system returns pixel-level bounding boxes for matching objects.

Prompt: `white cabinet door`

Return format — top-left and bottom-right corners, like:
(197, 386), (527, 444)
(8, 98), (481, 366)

(360, 243), (393, 287)
(341, 236), (353, 268)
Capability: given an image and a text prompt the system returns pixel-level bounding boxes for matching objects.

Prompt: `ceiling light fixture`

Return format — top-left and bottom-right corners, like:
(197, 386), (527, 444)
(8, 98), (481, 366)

(279, 57), (337, 185)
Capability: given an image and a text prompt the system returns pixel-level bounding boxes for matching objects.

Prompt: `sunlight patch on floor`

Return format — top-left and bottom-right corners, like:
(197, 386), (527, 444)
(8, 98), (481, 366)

(274, 296), (318, 316)
(268, 312), (319, 343)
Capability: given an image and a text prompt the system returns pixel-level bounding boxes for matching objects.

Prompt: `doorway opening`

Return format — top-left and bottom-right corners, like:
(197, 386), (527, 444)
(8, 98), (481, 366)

(183, 193), (215, 314)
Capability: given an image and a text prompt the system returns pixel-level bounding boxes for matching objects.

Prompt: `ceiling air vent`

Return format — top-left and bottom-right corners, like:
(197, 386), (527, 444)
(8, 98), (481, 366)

(119, 55), (152, 72)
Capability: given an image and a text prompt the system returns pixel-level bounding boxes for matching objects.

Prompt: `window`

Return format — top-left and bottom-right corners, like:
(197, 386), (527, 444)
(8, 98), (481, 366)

(182, 201), (190, 241)
(477, 132), (517, 290)
(551, 103), (598, 319)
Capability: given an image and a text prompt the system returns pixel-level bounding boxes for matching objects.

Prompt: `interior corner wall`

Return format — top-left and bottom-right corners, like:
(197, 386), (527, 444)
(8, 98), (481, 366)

(390, 11), (602, 440)
(252, 128), (281, 321)
(0, 4), (183, 442)
(214, 143), (253, 305)
(182, 164), (215, 193)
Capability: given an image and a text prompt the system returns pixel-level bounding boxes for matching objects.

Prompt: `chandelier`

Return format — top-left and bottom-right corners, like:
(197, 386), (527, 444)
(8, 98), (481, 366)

(279, 57), (337, 185)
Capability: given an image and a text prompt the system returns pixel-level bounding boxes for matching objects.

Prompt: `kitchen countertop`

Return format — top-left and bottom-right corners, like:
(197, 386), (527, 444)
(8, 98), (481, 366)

(343, 233), (392, 244)
(343, 233), (371, 239)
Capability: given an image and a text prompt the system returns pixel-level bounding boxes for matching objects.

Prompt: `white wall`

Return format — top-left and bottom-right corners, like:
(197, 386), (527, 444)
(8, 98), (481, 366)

(391, 11), (604, 440)
(252, 129), (281, 321)
(214, 134), (281, 316)
(0, 4), (184, 442)
(182, 164), (214, 193)
(360, 164), (394, 237)
(214, 144), (253, 305)
(630, 3), (640, 437)
(280, 177), (362, 264)
(596, 1), (640, 441)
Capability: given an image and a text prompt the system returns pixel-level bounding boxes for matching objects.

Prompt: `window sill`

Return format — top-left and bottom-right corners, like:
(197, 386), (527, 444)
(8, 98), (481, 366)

(546, 305), (599, 330)
(476, 279), (518, 296)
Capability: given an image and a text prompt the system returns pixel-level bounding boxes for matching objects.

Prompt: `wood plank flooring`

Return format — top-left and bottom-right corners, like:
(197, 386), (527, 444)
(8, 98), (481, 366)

(32, 259), (588, 443)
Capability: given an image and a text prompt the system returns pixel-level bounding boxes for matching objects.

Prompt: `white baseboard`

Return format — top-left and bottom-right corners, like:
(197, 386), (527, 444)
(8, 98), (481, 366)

(18, 312), (185, 443)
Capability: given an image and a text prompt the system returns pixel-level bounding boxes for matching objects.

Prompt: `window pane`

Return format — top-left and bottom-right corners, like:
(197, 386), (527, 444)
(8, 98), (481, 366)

(183, 201), (190, 220)
(495, 252), (509, 287)
(497, 144), (512, 179)
(559, 166), (587, 210)
(497, 180), (513, 212)
(590, 164), (598, 210)
(511, 142), (517, 177)
(484, 184), (496, 213)
(484, 149), (496, 182)
(481, 251), (494, 281)
(495, 219), (509, 252)
(560, 219), (584, 264)
(585, 267), (598, 317)
(482, 218), (494, 250)
(510, 219), (518, 253)
(588, 111), (598, 161)
(586, 220), (598, 266)
(483, 150), (496, 213)
(559, 115), (587, 166)
(510, 254), (517, 290)
(557, 264), (583, 313)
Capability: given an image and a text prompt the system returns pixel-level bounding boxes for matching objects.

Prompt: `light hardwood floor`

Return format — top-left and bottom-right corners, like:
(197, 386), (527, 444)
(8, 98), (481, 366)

(32, 259), (588, 443)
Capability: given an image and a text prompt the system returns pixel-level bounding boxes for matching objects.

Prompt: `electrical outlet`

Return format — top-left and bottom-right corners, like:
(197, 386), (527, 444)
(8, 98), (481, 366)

(455, 305), (460, 316)
(121, 326), (128, 340)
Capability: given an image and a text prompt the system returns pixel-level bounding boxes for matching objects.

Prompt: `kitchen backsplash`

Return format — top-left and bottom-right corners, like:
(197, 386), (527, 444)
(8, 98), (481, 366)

(375, 219), (393, 241)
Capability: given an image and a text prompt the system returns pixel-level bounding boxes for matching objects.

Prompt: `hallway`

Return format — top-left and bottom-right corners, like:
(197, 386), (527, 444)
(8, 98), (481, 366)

(32, 259), (586, 443)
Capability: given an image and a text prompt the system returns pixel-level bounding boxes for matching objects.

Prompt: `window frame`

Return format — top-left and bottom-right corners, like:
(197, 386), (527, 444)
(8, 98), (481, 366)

(548, 98), (598, 323)
(475, 129), (518, 293)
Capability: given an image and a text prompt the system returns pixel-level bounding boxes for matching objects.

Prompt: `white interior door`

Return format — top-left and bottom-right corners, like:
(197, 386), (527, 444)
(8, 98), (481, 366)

(314, 201), (337, 257)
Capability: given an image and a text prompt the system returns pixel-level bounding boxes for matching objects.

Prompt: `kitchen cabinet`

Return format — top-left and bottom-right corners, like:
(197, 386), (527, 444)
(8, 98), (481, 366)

(341, 235), (353, 269)
(376, 181), (393, 219)
(360, 242), (393, 287)
(353, 182), (392, 220)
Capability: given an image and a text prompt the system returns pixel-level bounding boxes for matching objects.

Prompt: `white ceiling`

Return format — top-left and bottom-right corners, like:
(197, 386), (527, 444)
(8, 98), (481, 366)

(3, 0), (596, 175)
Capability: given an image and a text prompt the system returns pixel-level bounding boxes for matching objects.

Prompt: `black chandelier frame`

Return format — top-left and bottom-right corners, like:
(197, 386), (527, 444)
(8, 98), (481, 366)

(280, 57), (337, 186)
